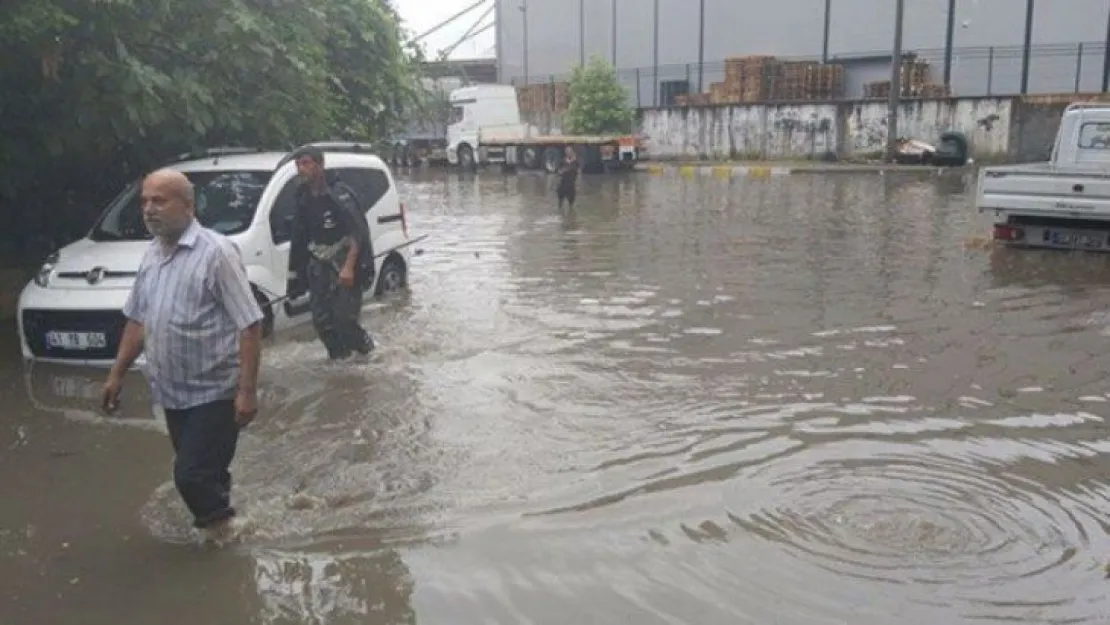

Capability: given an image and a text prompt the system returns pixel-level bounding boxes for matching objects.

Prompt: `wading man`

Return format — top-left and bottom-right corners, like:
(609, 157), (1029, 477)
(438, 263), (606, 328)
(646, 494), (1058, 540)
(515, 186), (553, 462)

(101, 168), (264, 544)
(556, 146), (579, 209)
(285, 147), (375, 360)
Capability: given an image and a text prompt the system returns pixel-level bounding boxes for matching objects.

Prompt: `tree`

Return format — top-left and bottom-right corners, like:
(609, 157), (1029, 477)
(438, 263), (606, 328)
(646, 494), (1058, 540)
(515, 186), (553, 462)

(564, 56), (634, 136)
(0, 0), (425, 264)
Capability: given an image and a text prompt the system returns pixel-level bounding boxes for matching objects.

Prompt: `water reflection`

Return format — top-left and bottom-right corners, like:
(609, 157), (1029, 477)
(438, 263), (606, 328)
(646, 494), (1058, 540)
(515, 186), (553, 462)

(252, 548), (415, 625)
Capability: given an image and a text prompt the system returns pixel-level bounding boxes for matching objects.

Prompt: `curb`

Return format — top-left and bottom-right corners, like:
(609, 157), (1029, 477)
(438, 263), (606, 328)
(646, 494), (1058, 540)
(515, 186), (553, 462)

(635, 162), (969, 177)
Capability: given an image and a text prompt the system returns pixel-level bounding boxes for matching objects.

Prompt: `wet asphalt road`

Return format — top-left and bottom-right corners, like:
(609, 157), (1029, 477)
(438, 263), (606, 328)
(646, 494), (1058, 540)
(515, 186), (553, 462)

(5, 168), (1110, 624)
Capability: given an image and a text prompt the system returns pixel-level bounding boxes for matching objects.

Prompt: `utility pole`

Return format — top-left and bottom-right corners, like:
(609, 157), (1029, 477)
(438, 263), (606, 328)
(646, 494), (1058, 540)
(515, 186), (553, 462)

(1020, 0), (1034, 94)
(943, 0), (956, 88)
(698, 0), (706, 92)
(886, 0), (905, 162)
(520, 0), (529, 84)
(611, 0), (618, 67)
(1103, 4), (1110, 91)
(652, 0), (659, 106)
(579, 0), (585, 66)
(496, 0), (503, 82)
(822, 0), (831, 63)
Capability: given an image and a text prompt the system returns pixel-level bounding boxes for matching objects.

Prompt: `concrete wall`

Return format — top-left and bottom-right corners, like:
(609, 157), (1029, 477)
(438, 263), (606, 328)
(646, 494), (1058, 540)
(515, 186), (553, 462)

(640, 92), (1103, 162)
(640, 96), (1014, 161)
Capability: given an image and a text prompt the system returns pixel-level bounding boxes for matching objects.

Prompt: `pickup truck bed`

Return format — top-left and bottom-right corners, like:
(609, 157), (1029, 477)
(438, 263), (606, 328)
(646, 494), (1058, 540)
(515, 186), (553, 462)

(978, 163), (1110, 250)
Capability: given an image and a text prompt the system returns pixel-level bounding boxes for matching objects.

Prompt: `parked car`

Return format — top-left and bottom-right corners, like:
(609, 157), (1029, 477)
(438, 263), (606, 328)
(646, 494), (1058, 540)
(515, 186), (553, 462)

(17, 143), (417, 366)
(976, 101), (1110, 250)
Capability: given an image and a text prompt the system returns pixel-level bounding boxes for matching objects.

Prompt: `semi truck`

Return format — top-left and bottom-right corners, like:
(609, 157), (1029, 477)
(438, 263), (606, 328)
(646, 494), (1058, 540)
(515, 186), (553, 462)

(444, 84), (643, 173)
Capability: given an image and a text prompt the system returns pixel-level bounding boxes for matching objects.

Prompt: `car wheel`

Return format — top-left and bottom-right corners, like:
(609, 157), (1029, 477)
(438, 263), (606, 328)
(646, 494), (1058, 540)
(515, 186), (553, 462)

(375, 254), (408, 297)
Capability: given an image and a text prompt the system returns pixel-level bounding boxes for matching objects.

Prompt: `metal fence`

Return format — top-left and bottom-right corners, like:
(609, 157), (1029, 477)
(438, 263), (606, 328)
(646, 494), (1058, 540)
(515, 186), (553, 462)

(512, 41), (1110, 108)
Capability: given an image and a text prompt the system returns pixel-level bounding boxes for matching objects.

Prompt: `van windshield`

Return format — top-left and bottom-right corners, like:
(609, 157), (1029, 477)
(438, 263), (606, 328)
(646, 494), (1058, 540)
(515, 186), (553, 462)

(89, 170), (273, 242)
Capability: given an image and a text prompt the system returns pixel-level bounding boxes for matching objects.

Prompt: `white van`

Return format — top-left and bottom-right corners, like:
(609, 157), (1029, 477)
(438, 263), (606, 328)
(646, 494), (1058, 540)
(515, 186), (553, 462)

(16, 144), (417, 366)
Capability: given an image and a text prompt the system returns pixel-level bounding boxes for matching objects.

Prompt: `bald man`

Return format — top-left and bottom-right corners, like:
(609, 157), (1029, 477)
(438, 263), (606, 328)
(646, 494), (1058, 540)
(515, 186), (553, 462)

(101, 168), (264, 545)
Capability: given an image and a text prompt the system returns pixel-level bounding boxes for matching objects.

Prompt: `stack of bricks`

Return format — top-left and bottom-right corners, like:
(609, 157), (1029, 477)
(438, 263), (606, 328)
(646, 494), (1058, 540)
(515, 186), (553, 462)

(516, 82), (570, 114)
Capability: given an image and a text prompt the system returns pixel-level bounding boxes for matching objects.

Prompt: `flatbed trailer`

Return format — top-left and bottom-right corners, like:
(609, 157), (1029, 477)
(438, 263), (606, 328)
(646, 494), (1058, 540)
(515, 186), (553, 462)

(474, 133), (642, 173)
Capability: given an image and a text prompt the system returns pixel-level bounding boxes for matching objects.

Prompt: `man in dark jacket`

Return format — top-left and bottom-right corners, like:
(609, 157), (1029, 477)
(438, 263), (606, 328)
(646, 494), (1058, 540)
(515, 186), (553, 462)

(285, 147), (375, 360)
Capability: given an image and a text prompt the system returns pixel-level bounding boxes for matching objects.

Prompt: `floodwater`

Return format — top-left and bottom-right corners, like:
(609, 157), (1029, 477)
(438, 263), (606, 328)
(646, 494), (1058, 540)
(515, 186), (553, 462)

(5, 168), (1110, 624)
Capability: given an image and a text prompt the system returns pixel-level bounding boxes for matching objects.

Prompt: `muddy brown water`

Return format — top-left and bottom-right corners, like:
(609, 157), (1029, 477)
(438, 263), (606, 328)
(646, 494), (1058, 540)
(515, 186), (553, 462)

(5, 169), (1110, 624)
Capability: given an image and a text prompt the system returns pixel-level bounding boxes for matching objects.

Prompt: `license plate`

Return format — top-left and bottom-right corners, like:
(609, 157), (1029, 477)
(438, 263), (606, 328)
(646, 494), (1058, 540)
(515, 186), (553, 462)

(1044, 230), (1106, 249)
(50, 376), (101, 400)
(45, 331), (107, 350)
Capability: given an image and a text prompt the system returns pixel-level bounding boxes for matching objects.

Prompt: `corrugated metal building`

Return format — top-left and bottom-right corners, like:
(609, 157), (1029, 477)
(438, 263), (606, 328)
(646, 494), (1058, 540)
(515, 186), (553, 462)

(494, 0), (1110, 105)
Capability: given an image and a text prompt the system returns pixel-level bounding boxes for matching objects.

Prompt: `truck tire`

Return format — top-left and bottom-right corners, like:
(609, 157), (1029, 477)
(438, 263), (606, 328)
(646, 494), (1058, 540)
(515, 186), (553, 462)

(543, 146), (563, 173)
(933, 131), (970, 167)
(521, 147), (541, 169)
(458, 144), (477, 171)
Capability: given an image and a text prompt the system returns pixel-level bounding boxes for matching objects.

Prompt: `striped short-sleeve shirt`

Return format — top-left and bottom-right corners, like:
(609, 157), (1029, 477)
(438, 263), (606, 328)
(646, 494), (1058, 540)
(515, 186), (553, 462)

(122, 219), (264, 410)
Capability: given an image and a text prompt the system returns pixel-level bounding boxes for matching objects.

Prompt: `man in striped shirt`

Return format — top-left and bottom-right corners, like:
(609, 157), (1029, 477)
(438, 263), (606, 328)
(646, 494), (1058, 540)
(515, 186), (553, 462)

(101, 168), (264, 544)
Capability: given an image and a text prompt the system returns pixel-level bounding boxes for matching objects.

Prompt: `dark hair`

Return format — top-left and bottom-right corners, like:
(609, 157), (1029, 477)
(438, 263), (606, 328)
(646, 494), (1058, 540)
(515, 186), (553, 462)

(291, 146), (325, 166)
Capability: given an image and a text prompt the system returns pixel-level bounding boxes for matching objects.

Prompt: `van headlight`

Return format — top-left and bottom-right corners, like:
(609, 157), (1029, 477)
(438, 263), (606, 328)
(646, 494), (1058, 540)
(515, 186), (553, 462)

(33, 252), (59, 288)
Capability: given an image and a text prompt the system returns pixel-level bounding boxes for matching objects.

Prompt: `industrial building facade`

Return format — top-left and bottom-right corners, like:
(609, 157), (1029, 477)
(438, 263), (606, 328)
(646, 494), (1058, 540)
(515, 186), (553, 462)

(494, 0), (1110, 106)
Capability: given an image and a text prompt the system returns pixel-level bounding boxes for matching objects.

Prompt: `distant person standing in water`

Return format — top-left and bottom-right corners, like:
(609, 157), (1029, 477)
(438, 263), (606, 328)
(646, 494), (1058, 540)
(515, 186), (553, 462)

(101, 168), (264, 546)
(556, 146), (579, 209)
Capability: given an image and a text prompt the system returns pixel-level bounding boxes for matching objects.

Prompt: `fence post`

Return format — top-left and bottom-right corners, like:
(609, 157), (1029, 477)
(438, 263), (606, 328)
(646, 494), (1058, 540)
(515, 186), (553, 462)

(1076, 43), (1084, 93)
(987, 47), (994, 96)
(636, 68), (642, 109)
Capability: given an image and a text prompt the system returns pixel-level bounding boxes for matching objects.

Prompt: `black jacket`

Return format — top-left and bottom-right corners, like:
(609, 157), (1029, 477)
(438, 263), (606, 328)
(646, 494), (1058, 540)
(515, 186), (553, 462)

(287, 172), (375, 291)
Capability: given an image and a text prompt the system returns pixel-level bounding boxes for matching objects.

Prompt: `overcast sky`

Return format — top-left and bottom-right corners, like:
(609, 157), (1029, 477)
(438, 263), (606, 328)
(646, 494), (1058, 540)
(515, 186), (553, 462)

(393, 0), (498, 59)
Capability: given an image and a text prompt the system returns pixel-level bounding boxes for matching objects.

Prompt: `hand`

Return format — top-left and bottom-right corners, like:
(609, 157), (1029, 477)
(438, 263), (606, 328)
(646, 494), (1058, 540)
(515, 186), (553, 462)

(101, 374), (122, 414)
(338, 266), (355, 289)
(234, 388), (258, 427)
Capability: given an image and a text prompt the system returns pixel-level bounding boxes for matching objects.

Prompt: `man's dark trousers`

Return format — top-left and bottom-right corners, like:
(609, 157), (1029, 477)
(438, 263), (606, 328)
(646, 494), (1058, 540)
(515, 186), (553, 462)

(163, 399), (241, 529)
(306, 257), (373, 359)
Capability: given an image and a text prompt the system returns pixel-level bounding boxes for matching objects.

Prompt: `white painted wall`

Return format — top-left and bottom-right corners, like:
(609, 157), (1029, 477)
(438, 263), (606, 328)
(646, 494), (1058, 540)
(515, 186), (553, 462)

(639, 97), (1014, 160)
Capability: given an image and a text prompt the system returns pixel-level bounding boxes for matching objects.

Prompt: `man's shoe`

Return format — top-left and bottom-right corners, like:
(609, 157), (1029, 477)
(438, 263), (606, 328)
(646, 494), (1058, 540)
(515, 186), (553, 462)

(354, 334), (375, 355)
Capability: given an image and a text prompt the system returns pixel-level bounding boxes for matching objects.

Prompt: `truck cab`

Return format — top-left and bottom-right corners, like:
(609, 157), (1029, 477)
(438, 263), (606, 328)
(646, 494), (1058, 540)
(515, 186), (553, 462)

(445, 84), (538, 169)
(976, 102), (1110, 250)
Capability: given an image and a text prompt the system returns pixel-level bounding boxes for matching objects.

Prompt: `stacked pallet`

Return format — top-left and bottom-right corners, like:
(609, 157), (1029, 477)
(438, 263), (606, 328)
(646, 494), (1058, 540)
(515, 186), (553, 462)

(862, 58), (947, 99)
(804, 63), (845, 101)
(724, 55), (776, 102)
(516, 82), (570, 113)
(687, 93), (711, 106)
(677, 55), (846, 106)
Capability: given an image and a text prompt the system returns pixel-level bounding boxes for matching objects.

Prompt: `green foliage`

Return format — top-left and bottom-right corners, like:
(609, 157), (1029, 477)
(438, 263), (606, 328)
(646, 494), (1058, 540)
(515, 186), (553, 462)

(0, 0), (424, 265)
(564, 56), (634, 136)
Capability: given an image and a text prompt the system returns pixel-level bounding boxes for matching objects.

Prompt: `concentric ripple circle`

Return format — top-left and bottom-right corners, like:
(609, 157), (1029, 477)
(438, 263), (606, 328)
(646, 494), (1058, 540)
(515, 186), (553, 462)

(726, 438), (1110, 619)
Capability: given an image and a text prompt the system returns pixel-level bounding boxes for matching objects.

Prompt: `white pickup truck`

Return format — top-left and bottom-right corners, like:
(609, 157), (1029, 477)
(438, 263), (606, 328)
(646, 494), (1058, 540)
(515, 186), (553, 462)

(976, 101), (1110, 251)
